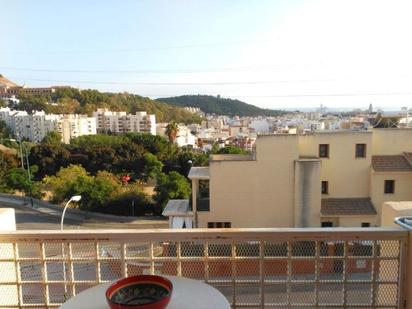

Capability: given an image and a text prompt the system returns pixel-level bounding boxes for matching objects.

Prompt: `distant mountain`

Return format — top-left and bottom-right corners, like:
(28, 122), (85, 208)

(156, 95), (284, 117)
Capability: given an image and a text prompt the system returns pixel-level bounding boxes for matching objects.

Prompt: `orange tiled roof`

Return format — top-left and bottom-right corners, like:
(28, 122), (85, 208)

(321, 198), (377, 216)
(372, 155), (412, 172)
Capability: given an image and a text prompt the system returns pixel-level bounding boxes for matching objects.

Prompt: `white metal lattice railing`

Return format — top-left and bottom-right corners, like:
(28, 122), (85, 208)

(0, 228), (409, 309)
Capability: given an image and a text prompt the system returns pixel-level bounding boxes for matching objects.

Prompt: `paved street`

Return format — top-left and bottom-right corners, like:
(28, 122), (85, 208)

(0, 200), (168, 230)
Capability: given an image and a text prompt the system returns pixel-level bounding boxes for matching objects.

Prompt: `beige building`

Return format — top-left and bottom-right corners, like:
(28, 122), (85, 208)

(57, 114), (97, 144)
(93, 108), (156, 135)
(185, 129), (412, 228)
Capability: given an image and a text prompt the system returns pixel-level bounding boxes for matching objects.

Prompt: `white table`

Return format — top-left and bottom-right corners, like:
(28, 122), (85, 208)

(59, 276), (230, 309)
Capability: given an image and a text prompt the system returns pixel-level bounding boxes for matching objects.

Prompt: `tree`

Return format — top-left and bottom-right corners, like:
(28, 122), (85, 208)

(42, 131), (62, 145)
(18, 93), (50, 113)
(44, 164), (90, 203)
(157, 94), (284, 117)
(71, 173), (120, 211)
(143, 153), (164, 181)
(29, 143), (70, 180)
(215, 145), (248, 155)
(6, 168), (31, 193)
(154, 172), (191, 209)
(0, 120), (12, 140)
(0, 151), (19, 192)
(165, 121), (179, 144)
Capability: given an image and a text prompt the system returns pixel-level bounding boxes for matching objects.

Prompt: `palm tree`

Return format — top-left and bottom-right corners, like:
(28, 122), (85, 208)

(165, 121), (179, 144)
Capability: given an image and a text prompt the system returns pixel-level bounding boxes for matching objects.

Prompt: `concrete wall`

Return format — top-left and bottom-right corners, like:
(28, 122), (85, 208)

(197, 129), (412, 228)
(371, 128), (412, 155)
(381, 201), (412, 227)
(320, 216), (376, 227)
(198, 135), (299, 228)
(294, 159), (321, 227)
(370, 171), (412, 224)
(299, 132), (372, 198)
(337, 216), (377, 227)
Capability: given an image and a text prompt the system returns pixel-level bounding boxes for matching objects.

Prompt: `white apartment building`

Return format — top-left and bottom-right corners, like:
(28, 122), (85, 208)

(156, 123), (197, 148)
(176, 125), (196, 148)
(0, 108), (96, 143)
(57, 115), (97, 144)
(29, 111), (60, 142)
(0, 107), (14, 128)
(93, 108), (156, 135)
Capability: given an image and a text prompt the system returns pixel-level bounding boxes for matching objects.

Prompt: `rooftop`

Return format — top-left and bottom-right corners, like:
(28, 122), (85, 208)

(372, 154), (412, 172)
(162, 199), (191, 216)
(188, 166), (210, 179)
(321, 198), (377, 216)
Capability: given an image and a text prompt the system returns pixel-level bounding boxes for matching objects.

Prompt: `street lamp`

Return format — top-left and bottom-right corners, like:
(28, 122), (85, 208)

(2, 137), (33, 206)
(60, 195), (81, 300)
(60, 195), (82, 230)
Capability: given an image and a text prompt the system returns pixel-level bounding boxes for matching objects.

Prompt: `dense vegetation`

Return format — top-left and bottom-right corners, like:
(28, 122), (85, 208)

(0, 131), (219, 216)
(156, 95), (284, 117)
(13, 88), (202, 124)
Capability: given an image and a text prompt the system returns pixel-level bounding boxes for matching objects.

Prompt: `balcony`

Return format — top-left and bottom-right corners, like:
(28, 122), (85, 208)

(0, 228), (411, 308)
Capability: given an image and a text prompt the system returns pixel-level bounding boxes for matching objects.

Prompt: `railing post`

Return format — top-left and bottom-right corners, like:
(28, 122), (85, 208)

(405, 231), (412, 309)
(0, 209), (19, 308)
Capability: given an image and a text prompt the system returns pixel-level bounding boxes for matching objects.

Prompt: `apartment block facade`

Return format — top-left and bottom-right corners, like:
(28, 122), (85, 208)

(188, 129), (412, 228)
(93, 108), (156, 135)
(57, 114), (97, 144)
(0, 108), (96, 143)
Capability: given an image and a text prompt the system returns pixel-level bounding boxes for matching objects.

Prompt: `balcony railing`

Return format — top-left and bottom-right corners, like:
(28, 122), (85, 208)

(0, 228), (410, 308)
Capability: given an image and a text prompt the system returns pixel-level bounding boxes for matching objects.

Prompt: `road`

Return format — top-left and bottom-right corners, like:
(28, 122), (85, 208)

(0, 201), (168, 230)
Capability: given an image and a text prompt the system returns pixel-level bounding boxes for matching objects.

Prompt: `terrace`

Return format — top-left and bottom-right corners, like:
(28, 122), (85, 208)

(0, 226), (411, 309)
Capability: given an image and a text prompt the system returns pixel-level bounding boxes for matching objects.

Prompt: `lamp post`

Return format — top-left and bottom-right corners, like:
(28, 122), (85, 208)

(60, 195), (82, 230)
(2, 137), (32, 205)
(60, 195), (81, 301)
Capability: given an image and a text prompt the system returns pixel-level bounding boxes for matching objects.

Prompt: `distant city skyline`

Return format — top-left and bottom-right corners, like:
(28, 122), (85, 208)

(1, 0), (412, 110)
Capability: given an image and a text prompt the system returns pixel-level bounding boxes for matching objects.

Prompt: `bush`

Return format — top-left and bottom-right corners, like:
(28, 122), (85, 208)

(103, 192), (156, 216)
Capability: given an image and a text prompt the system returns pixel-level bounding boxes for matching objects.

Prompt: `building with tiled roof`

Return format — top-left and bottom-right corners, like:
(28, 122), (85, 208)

(179, 128), (412, 228)
(321, 198), (377, 216)
(372, 154), (412, 172)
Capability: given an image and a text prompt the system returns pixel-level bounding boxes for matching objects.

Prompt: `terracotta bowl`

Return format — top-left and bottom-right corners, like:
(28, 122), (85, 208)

(106, 275), (173, 309)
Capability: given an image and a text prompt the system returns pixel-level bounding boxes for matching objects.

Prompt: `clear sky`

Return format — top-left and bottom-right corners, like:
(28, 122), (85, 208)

(1, 0), (412, 110)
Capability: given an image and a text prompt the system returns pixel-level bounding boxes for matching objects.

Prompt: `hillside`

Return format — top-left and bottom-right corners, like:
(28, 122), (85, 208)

(14, 88), (202, 124)
(156, 95), (284, 117)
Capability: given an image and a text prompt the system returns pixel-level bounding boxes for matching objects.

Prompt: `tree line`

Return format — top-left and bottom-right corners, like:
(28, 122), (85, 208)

(9, 88), (202, 124)
(0, 128), (211, 216)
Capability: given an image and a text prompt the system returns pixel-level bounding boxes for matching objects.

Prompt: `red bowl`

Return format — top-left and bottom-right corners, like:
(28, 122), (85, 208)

(106, 275), (173, 309)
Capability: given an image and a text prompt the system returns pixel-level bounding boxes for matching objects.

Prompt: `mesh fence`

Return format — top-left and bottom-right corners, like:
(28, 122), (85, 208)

(0, 230), (408, 308)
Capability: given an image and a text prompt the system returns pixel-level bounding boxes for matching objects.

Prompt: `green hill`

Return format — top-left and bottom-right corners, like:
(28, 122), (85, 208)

(15, 89), (202, 124)
(156, 95), (283, 117)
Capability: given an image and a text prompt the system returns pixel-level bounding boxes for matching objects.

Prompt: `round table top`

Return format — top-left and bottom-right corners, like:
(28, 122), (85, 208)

(59, 276), (230, 309)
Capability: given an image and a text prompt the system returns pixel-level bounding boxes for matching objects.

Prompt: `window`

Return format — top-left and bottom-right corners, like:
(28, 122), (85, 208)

(319, 144), (329, 158)
(321, 181), (329, 194)
(384, 180), (395, 194)
(321, 221), (334, 227)
(355, 144), (366, 158)
(208, 222), (231, 228)
(361, 222), (370, 227)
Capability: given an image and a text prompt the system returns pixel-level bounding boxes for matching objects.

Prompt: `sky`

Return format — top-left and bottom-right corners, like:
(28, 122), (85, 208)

(1, 0), (412, 111)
